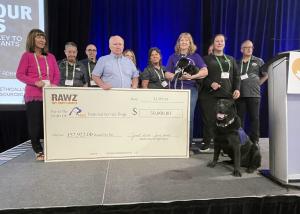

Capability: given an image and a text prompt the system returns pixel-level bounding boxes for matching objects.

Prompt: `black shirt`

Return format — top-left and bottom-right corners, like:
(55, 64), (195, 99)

(140, 65), (167, 89)
(59, 59), (88, 87)
(202, 54), (240, 98)
(79, 58), (98, 87)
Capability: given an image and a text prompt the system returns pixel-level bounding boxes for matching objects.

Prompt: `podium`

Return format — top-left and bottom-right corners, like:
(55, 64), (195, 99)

(267, 51), (300, 184)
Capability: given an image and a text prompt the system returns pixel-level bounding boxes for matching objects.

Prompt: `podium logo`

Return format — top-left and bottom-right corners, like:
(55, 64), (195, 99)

(292, 58), (300, 80)
(51, 93), (78, 104)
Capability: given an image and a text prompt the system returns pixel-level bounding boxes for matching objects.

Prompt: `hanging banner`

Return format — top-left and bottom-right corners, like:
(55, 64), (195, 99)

(0, 0), (45, 104)
(43, 88), (190, 162)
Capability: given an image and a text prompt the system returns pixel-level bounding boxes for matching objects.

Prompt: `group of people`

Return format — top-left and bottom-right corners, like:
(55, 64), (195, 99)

(16, 29), (267, 160)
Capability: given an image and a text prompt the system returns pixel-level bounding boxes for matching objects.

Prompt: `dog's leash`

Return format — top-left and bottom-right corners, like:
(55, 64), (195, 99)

(209, 84), (234, 97)
(170, 72), (184, 89)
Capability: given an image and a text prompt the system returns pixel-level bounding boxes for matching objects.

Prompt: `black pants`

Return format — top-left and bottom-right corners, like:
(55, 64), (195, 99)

(236, 97), (260, 142)
(198, 94), (218, 144)
(26, 101), (44, 154)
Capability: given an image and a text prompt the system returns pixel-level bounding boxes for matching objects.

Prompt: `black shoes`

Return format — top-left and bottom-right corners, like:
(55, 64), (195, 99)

(199, 142), (210, 152)
(199, 139), (214, 152)
(189, 139), (214, 154)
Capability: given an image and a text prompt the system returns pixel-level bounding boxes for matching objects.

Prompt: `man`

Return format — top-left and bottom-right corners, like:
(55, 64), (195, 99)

(59, 42), (88, 87)
(236, 40), (268, 144)
(92, 35), (139, 89)
(80, 44), (98, 87)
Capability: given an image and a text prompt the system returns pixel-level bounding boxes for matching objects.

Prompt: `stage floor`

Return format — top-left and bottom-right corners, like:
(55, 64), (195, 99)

(0, 138), (299, 211)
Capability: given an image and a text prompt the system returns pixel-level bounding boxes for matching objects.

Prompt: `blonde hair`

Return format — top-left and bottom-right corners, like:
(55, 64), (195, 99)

(26, 29), (48, 55)
(123, 49), (137, 66)
(174, 32), (197, 55)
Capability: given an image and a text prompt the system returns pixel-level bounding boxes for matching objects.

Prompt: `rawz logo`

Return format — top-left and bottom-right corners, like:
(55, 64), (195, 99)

(51, 93), (78, 104)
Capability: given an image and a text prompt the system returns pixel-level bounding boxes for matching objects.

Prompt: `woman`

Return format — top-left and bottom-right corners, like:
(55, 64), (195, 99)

(123, 49), (141, 87)
(165, 32), (208, 149)
(16, 29), (60, 161)
(140, 47), (168, 89)
(123, 49), (137, 66)
(199, 34), (240, 152)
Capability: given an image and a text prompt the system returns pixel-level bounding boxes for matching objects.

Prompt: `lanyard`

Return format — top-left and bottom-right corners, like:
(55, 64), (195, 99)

(215, 54), (231, 73)
(87, 61), (95, 77)
(154, 67), (165, 81)
(34, 53), (49, 80)
(88, 62), (91, 77)
(240, 56), (251, 74)
(65, 61), (76, 80)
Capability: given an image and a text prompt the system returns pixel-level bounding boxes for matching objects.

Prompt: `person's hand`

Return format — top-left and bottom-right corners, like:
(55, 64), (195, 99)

(232, 90), (240, 99)
(100, 82), (112, 90)
(35, 80), (45, 88)
(180, 72), (192, 80)
(211, 82), (221, 90)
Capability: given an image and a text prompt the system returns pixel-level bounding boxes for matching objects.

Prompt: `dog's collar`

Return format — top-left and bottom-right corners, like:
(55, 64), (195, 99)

(216, 117), (235, 127)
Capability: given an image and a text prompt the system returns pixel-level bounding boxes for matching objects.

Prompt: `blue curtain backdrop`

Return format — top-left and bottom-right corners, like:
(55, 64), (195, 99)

(209, 0), (300, 137)
(273, 0), (300, 53)
(89, 0), (300, 138)
(89, 0), (205, 70)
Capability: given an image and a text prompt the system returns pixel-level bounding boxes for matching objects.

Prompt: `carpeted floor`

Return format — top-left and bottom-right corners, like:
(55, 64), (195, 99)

(0, 138), (299, 211)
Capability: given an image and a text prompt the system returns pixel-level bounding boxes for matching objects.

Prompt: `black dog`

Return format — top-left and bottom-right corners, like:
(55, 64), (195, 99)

(207, 99), (261, 177)
(174, 57), (199, 79)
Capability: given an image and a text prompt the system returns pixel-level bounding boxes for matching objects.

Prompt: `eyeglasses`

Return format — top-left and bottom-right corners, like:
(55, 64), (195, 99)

(242, 47), (254, 50)
(87, 49), (97, 52)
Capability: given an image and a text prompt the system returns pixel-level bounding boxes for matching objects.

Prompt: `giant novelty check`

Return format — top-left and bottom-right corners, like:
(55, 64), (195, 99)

(43, 87), (190, 162)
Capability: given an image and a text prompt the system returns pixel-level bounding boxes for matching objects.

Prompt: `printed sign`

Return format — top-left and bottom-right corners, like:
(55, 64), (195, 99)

(43, 88), (190, 162)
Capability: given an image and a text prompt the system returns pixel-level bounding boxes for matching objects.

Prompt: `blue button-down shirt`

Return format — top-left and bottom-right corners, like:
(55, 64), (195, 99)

(92, 53), (139, 88)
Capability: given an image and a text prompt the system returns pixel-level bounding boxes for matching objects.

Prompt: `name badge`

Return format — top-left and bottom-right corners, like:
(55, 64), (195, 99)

(90, 80), (97, 86)
(43, 80), (51, 87)
(241, 73), (249, 80)
(221, 72), (229, 79)
(161, 81), (168, 88)
(65, 80), (74, 86)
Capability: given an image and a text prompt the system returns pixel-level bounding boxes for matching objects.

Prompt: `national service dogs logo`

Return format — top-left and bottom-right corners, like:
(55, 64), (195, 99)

(292, 58), (300, 80)
(69, 107), (82, 116)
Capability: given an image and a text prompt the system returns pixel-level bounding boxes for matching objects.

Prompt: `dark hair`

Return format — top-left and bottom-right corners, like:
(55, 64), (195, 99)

(148, 47), (162, 66)
(213, 34), (226, 42)
(26, 29), (48, 55)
